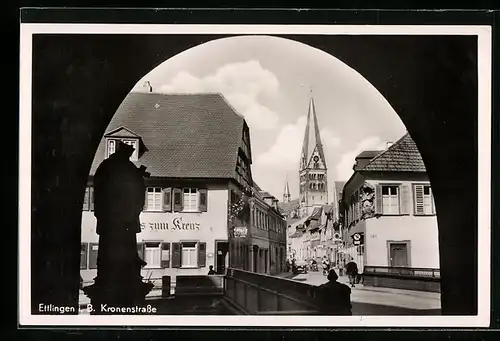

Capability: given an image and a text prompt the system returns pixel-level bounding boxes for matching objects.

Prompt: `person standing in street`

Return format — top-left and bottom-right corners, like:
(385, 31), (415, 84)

(345, 257), (358, 288)
(310, 269), (352, 315)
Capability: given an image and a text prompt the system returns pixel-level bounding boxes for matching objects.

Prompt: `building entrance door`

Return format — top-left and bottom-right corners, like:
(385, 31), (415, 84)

(215, 241), (228, 274)
(389, 243), (409, 267)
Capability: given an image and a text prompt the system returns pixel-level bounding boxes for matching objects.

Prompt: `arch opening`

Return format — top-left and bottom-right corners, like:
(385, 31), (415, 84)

(29, 33), (479, 317)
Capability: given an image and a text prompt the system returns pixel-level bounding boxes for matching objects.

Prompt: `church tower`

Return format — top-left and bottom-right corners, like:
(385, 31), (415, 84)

(283, 173), (291, 203)
(299, 95), (328, 217)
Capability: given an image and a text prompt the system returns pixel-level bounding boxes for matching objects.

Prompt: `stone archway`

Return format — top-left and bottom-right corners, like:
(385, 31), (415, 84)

(30, 33), (479, 315)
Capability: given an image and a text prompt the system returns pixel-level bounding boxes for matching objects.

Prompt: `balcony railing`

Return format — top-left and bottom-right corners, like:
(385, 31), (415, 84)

(364, 266), (440, 279)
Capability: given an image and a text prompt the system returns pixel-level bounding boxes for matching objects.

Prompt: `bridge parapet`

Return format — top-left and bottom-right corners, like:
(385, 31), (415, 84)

(224, 268), (320, 314)
(363, 266), (441, 293)
(175, 275), (225, 296)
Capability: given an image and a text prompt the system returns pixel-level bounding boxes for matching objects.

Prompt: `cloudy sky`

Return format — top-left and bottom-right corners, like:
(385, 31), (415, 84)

(131, 35), (406, 201)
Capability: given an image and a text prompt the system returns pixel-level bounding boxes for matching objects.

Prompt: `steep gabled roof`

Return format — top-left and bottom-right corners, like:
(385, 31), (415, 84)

(89, 92), (245, 178)
(361, 132), (426, 173)
(300, 97), (326, 171)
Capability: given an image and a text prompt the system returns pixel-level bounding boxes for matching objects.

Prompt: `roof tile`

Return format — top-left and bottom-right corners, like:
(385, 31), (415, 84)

(361, 133), (426, 172)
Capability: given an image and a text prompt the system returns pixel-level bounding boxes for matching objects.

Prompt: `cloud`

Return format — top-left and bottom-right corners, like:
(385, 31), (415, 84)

(256, 116), (342, 168)
(156, 60), (280, 130)
(335, 136), (388, 180)
(256, 116), (307, 167)
(321, 128), (341, 148)
(253, 116), (342, 199)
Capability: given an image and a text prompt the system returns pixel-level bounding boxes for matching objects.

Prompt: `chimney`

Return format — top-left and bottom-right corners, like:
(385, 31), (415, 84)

(143, 81), (152, 93)
(386, 141), (393, 149)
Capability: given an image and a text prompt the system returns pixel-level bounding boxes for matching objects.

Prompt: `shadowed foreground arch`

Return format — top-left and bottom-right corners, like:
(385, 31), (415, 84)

(31, 33), (478, 315)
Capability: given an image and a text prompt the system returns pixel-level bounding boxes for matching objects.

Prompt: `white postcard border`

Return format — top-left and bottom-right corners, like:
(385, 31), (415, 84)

(19, 23), (492, 327)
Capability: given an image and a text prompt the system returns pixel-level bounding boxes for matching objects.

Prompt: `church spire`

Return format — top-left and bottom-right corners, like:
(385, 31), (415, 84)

(300, 93), (326, 171)
(298, 91), (329, 217)
(283, 173), (291, 203)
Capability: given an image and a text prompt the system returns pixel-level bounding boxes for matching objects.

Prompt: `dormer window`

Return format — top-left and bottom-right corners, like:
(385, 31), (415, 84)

(106, 138), (139, 161)
(104, 126), (142, 161)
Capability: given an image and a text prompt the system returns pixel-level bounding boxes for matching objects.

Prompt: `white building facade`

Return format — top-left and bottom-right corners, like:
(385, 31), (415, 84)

(340, 133), (440, 273)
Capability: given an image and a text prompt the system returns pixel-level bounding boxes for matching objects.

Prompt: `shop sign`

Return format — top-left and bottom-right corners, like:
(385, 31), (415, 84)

(352, 233), (363, 245)
(233, 226), (248, 238)
(140, 216), (200, 231)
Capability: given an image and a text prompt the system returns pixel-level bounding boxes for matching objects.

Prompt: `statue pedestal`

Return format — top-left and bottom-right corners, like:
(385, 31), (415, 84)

(83, 277), (154, 315)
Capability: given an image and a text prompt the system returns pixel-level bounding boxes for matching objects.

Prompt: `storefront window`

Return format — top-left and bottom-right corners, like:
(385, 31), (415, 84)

(181, 242), (198, 267)
(144, 242), (161, 268)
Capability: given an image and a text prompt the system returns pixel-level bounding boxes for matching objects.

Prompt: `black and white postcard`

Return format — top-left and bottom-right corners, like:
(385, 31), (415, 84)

(19, 16), (492, 327)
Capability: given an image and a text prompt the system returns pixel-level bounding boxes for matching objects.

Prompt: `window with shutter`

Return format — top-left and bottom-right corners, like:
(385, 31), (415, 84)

(146, 187), (162, 211)
(414, 184), (425, 215)
(80, 243), (88, 269)
(171, 242), (181, 268)
(198, 242), (207, 267)
(400, 184), (410, 215)
(183, 188), (199, 212)
(161, 242), (170, 268)
(382, 185), (399, 214)
(199, 189), (208, 212)
(162, 188), (172, 212)
(173, 188), (183, 212)
(181, 242), (198, 268)
(423, 185), (435, 215)
(89, 243), (99, 269)
(374, 185), (383, 215)
(144, 242), (162, 268)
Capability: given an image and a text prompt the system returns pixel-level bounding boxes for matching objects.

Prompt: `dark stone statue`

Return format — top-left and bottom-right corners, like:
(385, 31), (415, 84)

(83, 141), (153, 314)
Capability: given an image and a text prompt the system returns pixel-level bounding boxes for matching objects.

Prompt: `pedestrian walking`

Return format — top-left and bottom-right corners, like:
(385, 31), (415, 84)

(310, 269), (352, 315)
(291, 258), (297, 275)
(345, 257), (358, 288)
(321, 255), (330, 275)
